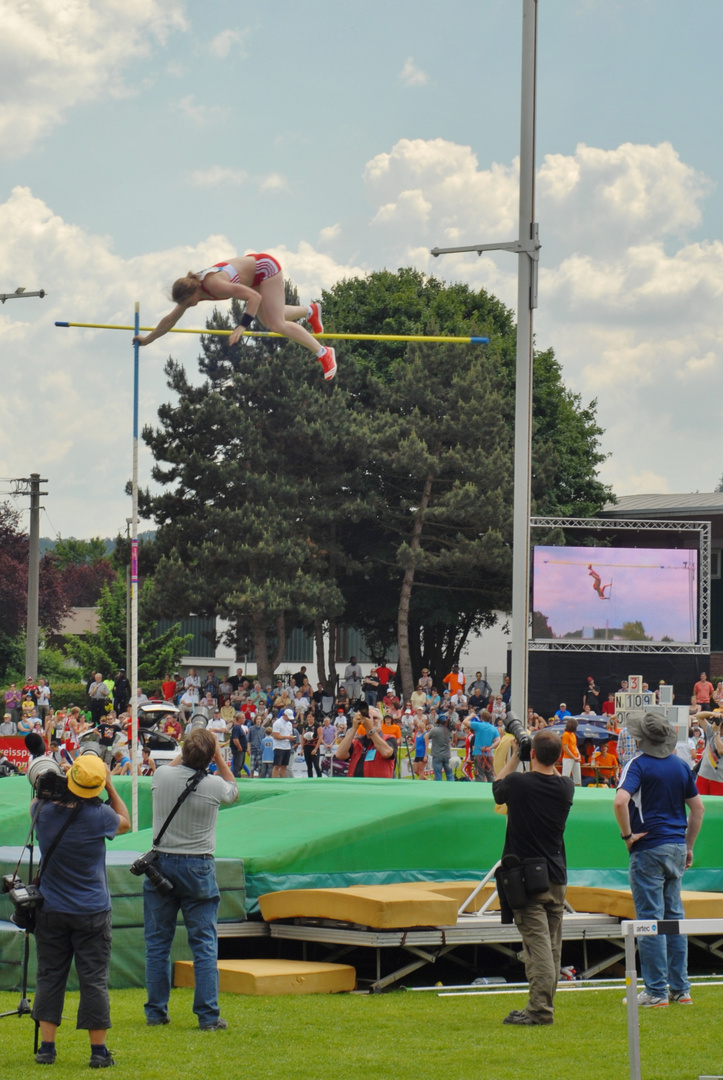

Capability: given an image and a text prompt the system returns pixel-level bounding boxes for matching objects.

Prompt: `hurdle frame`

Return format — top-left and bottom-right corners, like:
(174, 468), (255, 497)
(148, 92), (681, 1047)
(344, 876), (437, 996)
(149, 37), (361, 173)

(623, 917), (723, 1080)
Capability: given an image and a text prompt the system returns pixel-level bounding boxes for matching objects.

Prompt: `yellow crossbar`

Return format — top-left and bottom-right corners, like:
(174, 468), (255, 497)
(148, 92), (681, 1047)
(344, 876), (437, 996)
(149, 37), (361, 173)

(55, 321), (488, 345)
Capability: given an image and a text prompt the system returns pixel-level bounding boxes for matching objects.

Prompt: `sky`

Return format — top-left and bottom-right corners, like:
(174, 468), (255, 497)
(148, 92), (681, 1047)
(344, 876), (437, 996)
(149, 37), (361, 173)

(1, 0), (722, 540)
(533, 545), (698, 642)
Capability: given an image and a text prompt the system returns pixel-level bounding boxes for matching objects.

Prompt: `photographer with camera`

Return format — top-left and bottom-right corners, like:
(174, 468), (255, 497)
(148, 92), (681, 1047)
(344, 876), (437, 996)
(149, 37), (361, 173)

(142, 728), (238, 1030)
(492, 726), (574, 1027)
(29, 753), (130, 1067)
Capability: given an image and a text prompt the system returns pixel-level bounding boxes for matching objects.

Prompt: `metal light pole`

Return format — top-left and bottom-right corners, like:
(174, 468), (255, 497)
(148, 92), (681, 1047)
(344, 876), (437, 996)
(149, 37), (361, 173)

(0, 287), (46, 304)
(130, 304), (140, 831)
(25, 474), (48, 680)
(431, 0), (539, 720)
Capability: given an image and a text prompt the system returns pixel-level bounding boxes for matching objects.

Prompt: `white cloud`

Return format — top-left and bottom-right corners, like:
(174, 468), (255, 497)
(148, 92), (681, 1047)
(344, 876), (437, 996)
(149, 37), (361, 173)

(178, 95), (229, 125)
(357, 136), (723, 497)
(0, 0), (187, 156)
(208, 28), (249, 59)
(319, 224), (341, 243)
(260, 172), (288, 192)
(399, 57), (428, 87)
(189, 166), (247, 187)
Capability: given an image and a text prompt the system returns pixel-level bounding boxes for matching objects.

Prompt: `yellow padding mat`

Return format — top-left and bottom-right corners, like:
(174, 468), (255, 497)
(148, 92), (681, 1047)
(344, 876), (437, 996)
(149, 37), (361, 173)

(565, 886), (723, 919)
(174, 958), (356, 996)
(259, 884), (459, 927)
(396, 880), (500, 911)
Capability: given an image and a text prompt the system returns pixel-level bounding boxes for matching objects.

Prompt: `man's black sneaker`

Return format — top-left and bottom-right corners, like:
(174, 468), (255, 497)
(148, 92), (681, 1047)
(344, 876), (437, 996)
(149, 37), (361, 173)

(35, 1048), (56, 1065)
(89, 1050), (115, 1068)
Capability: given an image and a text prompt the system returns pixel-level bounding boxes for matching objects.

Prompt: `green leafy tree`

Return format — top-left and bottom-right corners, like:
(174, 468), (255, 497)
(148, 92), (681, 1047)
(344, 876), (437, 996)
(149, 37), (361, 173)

(62, 578), (190, 682)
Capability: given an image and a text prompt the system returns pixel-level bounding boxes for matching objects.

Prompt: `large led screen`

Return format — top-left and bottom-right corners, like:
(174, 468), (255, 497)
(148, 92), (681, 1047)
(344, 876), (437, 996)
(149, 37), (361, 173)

(532, 546), (698, 644)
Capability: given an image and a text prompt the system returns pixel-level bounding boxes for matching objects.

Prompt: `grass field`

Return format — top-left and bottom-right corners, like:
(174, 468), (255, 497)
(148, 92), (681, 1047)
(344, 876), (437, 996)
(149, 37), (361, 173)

(1, 984), (721, 1080)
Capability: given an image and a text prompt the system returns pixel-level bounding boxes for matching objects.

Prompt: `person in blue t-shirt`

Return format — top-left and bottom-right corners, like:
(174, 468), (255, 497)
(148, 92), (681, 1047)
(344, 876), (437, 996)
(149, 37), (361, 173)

(614, 710), (704, 1008)
(31, 754), (130, 1067)
(466, 710), (500, 782)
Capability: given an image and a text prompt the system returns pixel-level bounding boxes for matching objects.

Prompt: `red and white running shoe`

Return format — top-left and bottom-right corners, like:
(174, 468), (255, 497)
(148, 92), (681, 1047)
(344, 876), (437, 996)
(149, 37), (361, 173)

(308, 302), (324, 335)
(318, 346), (337, 381)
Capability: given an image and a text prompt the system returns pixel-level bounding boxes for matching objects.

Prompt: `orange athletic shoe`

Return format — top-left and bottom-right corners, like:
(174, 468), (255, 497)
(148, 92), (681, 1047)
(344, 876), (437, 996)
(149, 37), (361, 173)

(318, 346), (337, 381)
(308, 302), (324, 335)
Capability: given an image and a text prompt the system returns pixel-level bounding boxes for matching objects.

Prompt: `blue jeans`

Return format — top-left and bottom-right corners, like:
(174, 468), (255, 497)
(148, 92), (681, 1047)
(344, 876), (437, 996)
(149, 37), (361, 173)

(143, 854), (221, 1027)
(433, 757), (454, 781)
(629, 843), (689, 997)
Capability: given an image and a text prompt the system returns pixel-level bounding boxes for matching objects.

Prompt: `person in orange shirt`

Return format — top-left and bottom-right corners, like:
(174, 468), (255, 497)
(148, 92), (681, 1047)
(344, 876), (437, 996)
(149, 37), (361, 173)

(561, 718), (582, 785)
(443, 665), (465, 696)
(591, 741), (619, 785)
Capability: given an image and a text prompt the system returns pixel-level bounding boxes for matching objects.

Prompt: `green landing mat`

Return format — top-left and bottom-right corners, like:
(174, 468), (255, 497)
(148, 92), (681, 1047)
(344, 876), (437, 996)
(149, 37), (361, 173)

(107, 778), (723, 913)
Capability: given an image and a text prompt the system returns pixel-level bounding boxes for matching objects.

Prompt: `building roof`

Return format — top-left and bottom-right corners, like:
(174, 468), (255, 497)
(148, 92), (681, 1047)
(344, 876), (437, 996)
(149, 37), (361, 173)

(603, 493), (723, 517)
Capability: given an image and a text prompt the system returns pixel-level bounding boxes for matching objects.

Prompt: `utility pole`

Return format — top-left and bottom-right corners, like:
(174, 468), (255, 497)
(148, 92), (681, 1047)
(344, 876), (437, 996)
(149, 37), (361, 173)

(431, 0), (540, 720)
(0, 474), (48, 678)
(25, 474), (48, 679)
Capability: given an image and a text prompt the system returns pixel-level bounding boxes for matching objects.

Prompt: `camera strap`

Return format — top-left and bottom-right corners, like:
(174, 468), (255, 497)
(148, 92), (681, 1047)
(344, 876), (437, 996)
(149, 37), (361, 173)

(152, 769), (206, 849)
(12, 801), (82, 886)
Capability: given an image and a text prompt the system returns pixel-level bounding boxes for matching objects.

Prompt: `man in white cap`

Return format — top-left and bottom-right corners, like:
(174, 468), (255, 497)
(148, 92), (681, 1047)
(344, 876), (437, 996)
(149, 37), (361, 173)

(272, 708), (295, 777)
(614, 710), (704, 1008)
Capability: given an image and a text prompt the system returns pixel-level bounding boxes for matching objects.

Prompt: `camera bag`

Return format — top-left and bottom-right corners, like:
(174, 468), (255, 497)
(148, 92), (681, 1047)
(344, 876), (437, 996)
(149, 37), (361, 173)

(495, 854), (550, 911)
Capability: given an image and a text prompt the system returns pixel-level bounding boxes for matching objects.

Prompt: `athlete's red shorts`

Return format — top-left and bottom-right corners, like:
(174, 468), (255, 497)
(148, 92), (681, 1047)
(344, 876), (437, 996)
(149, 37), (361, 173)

(249, 253), (282, 287)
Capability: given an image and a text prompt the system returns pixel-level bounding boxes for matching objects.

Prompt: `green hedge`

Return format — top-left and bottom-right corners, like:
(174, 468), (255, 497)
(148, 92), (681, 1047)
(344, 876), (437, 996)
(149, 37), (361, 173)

(41, 680), (165, 712)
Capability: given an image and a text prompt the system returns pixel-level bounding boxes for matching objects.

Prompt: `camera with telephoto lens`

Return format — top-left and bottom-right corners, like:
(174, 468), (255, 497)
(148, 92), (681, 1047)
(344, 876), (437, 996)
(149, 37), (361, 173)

(504, 711), (532, 762)
(2, 872), (43, 929)
(129, 850), (174, 895)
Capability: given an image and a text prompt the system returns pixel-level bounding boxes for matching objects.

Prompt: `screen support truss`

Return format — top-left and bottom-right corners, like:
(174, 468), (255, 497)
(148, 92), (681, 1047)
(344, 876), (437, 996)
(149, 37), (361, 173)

(529, 516), (710, 655)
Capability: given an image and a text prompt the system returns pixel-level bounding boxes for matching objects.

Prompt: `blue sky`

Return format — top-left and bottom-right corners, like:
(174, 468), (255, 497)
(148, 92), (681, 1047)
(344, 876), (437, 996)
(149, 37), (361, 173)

(1, 0), (722, 538)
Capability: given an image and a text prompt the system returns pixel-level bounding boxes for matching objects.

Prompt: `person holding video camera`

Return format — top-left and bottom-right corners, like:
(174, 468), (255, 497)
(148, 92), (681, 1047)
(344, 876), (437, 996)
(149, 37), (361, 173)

(143, 728), (238, 1030)
(492, 728), (574, 1026)
(30, 753), (130, 1067)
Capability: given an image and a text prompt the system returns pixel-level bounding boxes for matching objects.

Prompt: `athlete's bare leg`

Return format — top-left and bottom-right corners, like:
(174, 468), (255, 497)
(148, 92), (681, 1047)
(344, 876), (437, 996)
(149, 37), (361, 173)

(256, 273), (321, 355)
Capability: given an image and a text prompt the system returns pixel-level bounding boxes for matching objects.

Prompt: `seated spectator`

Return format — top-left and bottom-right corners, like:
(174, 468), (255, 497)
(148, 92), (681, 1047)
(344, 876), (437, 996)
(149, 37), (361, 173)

(381, 712), (403, 742)
(491, 695), (506, 723)
(160, 714), (182, 741)
(0, 712), (17, 736)
(410, 683), (428, 712)
(218, 676), (233, 705)
(48, 739), (74, 771)
(140, 746), (156, 775)
(450, 690), (468, 713)
(580, 703), (598, 717)
(469, 671), (492, 702)
(334, 686), (350, 713)
(602, 693), (616, 717)
(526, 707), (545, 731)
(111, 747), (131, 775)
(418, 668), (433, 690)
(580, 739), (597, 783)
(207, 710), (229, 742)
(554, 702), (571, 722)
(590, 741), (619, 785)
(203, 669), (219, 699)
(427, 686), (441, 710)
(199, 691), (217, 715)
(17, 712), (33, 734)
(335, 706), (397, 778)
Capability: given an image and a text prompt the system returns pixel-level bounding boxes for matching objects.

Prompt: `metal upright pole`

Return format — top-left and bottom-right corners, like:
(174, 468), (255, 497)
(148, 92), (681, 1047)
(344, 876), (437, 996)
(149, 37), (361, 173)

(25, 473), (43, 680)
(509, 0), (538, 721)
(131, 304), (140, 831)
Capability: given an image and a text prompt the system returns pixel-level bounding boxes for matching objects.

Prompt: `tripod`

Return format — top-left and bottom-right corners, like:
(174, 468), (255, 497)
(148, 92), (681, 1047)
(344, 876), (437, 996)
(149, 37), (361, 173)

(0, 822), (40, 1054)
